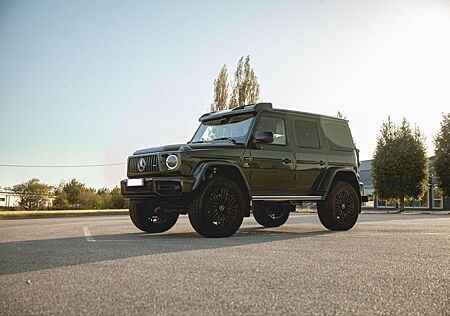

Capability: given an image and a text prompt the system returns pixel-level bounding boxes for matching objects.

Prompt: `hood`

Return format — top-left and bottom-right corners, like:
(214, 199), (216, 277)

(133, 142), (243, 155)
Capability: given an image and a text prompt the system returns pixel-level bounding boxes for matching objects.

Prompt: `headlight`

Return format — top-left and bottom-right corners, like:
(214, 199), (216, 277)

(165, 154), (179, 170)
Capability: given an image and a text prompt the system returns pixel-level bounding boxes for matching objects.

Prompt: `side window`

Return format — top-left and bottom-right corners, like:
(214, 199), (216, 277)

(323, 121), (354, 151)
(295, 120), (320, 149)
(257, 116), (286, 145)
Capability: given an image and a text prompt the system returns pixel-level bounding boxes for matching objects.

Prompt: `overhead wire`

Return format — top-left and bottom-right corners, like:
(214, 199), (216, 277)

(0, 163), (126, 168)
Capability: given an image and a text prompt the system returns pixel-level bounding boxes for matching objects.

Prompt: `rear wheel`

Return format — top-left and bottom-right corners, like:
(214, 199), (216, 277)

(318, 181), (360, 231)
(188, 176), (245, 238)
(129, 200), (179, 233)
(252, 202), (290, 227)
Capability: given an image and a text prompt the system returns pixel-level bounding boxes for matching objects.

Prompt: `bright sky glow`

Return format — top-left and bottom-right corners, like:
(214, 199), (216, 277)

(1, 0), (449, 188)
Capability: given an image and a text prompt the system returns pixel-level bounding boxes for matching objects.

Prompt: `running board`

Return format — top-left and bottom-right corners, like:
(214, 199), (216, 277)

(251, 195), (322, 201)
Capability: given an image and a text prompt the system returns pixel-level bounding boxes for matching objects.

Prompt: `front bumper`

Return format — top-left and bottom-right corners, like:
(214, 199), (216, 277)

(120, 176), (195, 198)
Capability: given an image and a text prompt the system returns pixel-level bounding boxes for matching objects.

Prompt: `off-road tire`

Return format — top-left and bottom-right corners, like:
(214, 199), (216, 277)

(188, 176), (245, 238)
(252, 202), (290, 227)
(129, 200), (179, 233)
(317, 181), (360, 231)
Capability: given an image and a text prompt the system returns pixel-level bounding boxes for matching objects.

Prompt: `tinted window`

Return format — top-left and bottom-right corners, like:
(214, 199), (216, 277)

(323, 121), (354, 151)
(295, 120), (320, 148)
(257, 117), (286, 145)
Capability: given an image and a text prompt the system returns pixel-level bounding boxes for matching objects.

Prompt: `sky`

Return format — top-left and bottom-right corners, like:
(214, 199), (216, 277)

(1, 0), (449, 189)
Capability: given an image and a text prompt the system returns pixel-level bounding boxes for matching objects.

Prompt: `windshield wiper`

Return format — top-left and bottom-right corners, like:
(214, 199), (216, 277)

(191, 140), (206, 144)
(213, 137), (238, 144)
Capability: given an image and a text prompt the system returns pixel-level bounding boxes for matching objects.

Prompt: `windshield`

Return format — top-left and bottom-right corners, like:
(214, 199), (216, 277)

(190, 113), (255, 144)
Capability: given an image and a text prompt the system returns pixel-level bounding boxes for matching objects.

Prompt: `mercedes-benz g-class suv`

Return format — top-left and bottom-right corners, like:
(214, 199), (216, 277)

(121, 103), (367, 238)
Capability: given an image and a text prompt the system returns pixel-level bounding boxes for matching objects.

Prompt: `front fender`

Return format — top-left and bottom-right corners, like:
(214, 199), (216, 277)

(191, 161), (250, 192)
(190, 161), (252, 216)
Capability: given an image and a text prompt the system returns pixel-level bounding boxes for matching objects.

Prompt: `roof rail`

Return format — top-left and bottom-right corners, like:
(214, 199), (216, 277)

(199, 102), (273, 122)
(231, 102), (273, 111)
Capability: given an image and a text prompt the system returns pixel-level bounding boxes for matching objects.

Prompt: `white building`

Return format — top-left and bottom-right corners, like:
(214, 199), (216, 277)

(0, 189), (21, 208)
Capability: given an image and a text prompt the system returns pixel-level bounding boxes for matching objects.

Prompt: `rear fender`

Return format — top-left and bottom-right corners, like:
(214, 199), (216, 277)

(317, 168), (361, 201)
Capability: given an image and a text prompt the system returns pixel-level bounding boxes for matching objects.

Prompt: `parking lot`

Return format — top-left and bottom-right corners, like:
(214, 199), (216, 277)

(1, 213), (449, 315)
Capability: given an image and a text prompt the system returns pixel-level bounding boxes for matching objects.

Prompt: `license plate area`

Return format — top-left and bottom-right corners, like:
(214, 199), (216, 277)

(127, 178), (144, 187)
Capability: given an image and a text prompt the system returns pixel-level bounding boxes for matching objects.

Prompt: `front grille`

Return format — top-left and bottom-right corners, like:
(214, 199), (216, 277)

(128, 155), (159, 175)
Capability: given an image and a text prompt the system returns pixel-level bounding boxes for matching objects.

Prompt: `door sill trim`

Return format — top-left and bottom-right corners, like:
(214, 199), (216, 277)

(251, 195), (322, 201)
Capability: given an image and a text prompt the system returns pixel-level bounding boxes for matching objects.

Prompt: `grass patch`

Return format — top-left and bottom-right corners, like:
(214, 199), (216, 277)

(0, 209), (128, 217)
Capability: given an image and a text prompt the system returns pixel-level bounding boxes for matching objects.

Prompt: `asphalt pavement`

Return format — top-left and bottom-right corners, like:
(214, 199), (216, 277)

(0, 213), (449, 315)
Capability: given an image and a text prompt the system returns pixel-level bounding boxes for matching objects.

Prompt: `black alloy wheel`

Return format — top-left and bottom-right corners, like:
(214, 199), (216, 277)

(188, 177), (245, 238)
(129, 200), (179, 233)
(204, 187), (239, 228)
(334, 190), (356, 225)
(318, 181), (360, 231)
(252, 202), (290, 227)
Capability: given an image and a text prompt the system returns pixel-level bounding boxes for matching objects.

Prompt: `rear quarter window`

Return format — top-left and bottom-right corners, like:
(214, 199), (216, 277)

(323, 121), (354, 151)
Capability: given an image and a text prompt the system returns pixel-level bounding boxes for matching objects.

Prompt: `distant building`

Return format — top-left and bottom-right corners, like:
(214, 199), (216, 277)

(360, 159), (450, 210)
(0, 189), (20, 208)
(0, 188), (54, 209)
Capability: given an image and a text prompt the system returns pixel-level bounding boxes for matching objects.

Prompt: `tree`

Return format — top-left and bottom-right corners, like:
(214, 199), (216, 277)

(372, 117), (429, 211)
(51, 179), (128, 210)
(109, 187), (128, 209)
(229, 56), (260, 108)
(79, 187), (99, 209)
(211, 65), (229, 112)
(210, 55), (260, 111)
(53, 195), (69, 209)
(12, 178), (51, 210)
(52, 181), (69, 209)
(62, 178), (86, 208)
(97, 188), (112, 209)
(434, 113), (450, 197)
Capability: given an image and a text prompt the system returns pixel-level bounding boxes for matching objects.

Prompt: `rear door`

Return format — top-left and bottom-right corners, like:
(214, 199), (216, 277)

(249, 114), (296, 195)
(292, 116), (328, 194)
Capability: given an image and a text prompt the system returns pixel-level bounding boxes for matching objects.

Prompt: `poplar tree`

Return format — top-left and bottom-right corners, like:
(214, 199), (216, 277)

(211, 65), (229, 112)
(210, 56), (260, 111)
(434, 113), (450, 197)
(229, 56), (260, 108)
(372, 117), (428, 211)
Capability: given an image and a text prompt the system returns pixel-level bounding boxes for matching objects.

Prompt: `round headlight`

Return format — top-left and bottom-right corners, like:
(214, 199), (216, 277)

(165, 154), (179, 170)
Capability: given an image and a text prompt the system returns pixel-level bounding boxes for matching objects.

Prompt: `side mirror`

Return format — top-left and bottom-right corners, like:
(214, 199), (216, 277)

(255, 131), (274, 144)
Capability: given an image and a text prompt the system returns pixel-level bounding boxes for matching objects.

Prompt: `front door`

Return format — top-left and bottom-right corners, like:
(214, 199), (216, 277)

(249, 114), (296, 195)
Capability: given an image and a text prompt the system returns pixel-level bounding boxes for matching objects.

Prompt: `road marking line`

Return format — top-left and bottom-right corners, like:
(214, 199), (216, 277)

(82, 226), (96, 242)
(424, 233), (448, 236)
(95, 240), (143, 242)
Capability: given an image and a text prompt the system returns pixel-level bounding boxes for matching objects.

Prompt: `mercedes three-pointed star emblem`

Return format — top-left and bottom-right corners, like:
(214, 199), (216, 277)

(137, 157), (146, 172)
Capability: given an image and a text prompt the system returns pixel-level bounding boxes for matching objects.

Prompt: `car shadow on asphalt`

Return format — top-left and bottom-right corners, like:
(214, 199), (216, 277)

(0, 226), (336, 275)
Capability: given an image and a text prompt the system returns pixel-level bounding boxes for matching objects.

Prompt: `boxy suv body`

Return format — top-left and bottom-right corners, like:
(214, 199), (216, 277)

(121, 103), (367, 237)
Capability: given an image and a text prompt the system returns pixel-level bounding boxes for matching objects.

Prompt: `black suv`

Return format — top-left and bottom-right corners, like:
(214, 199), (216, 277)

(121, 103), (367, 237)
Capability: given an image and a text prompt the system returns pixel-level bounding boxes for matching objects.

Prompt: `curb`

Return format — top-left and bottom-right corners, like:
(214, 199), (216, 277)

(361, 210), (450, 215)
(0, 211), (129, 220)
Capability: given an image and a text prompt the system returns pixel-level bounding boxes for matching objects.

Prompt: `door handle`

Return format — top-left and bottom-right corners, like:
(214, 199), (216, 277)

(282, 158), (293, 164)
(317, 160), (326, 166)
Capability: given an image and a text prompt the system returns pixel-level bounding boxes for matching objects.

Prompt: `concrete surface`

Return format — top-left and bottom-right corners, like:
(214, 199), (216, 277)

(0, 214), (449, 315)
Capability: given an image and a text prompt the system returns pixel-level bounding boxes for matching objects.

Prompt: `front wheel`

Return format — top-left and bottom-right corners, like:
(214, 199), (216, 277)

(252, 202), (290, 227)
(317, 181), (360, 231)
(129, 200), (179, 233)
(188, 177), (245, 238)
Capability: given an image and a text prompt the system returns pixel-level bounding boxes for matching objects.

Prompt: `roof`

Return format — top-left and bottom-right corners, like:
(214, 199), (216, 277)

(199, 102), (348, 122)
